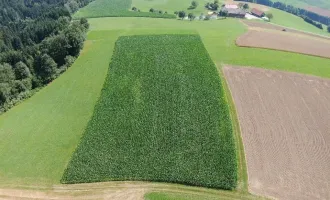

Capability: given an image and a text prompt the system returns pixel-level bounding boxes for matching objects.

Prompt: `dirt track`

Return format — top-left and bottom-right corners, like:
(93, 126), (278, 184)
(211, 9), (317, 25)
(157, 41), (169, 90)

(236, 28), (330, 59)
(0, 181), (266, 200)
(223, 66), (330, 200)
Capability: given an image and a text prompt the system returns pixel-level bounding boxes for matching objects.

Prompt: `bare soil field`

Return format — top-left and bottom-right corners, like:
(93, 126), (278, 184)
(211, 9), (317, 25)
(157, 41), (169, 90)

(241, 20), (330, 40)
(223, 66), (330, 200)
(305, 6), (330, 18)
(236, 28), (330, 59)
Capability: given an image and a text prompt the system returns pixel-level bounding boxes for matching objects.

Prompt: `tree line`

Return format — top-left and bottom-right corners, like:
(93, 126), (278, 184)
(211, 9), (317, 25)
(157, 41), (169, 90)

(0, 0), (92, 113)
(235, 0), (330, 27)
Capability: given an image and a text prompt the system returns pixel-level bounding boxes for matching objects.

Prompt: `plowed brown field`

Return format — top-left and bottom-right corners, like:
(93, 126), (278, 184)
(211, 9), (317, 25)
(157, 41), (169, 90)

(241, 20), (330, 40)
(223, 66), (330, 200)
(236, 28), (330, 59)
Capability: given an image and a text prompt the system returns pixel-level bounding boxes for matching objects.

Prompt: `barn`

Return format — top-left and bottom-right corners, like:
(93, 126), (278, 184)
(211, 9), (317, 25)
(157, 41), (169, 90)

(251, 8), (265, 17)
(226, 8), (246, 18)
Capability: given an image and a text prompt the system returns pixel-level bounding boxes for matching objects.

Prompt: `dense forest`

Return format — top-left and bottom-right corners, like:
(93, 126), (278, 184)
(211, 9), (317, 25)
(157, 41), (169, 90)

(0, 0), (93, 113)
(235, 0), (330, 26)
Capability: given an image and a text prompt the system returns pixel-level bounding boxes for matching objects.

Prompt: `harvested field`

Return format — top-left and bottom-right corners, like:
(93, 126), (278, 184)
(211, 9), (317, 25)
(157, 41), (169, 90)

(236, 29), (330, 59)
(305, 6), (330, 18)
(223, 66), (330, 200)
(241, 20), (330, 40)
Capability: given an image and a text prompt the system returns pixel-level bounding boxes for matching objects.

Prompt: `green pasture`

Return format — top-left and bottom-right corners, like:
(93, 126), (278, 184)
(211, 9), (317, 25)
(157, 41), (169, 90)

(132, 0), (210, 15)
(0, 31), (120, 186)
(144, 191), (267, 200)
(73, 0), (175, 19)
(268, 8), (329, 36)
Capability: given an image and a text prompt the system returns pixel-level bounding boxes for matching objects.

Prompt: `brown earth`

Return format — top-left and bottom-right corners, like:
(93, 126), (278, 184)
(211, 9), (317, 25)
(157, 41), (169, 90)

(0, 181), (267, 200)
(223, 66), (330, 200)
(305, 6), (330, 18)
(236, 26), (330, 59)
(241, 20), (330, 40)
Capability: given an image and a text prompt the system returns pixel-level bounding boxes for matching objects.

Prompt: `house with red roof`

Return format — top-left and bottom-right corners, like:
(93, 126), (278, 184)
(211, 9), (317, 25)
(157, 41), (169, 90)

(251, 8), (265, 18)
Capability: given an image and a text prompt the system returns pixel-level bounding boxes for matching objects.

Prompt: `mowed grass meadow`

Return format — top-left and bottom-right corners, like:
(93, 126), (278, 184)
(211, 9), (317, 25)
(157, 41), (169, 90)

(0, 31), (121, 186)
(73, 0), (175, 19)
(61, 35), (237, 190)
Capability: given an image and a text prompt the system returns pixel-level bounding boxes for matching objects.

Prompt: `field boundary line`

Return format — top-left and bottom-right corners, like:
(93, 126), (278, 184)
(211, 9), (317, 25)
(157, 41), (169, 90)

(235, 39), (330, 60)
(215, 63), (248, 193)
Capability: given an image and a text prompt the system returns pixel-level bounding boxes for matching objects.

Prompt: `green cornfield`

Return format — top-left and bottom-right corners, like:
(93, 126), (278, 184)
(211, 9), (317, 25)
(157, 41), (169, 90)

(61, 35), (237, 190)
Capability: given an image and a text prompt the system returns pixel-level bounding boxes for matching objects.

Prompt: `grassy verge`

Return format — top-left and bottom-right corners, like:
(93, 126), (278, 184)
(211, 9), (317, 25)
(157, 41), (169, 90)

(73, 0), (175, 19)
(216, 65), (248, 193)
(0, 31), (120, 186)
(61, 34), (237, 190)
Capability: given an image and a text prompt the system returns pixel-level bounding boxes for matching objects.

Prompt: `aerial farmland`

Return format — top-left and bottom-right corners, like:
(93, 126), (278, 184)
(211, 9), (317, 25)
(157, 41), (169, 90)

(1, 0), (330, 200)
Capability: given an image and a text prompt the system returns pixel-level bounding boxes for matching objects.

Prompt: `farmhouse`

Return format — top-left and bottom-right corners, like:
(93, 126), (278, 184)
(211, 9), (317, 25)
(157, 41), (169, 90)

(226, 8), (246, 18)
(251, 8), (265, 17)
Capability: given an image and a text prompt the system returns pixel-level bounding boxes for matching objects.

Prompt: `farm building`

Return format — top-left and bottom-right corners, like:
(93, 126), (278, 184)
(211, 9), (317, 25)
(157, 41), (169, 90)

(251, 8), (265, 17)
(225, 8), (246, 18)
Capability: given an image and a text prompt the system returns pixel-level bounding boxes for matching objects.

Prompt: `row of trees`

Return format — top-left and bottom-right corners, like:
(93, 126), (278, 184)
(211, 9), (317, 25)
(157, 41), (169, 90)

(149, 8), (168, 14)
(235, 0), (330, 26)
(0, 0), (92, 113)
(303, 17), (323, 29)
(328, 26), (330, 33)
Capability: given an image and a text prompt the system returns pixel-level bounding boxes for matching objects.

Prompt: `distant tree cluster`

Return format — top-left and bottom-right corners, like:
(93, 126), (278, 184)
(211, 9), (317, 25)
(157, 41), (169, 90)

(234, 0), (330, 27)
(328, 26), (330, 33)
(189, 1), (199, 9)
(0, 0), (91, 113)
(149, 8), (168, 14)
(65, 0), (94, 13)
(205, 0), (220, 11)
(303, 17), (323, 29)
(131, 7), (140, 12)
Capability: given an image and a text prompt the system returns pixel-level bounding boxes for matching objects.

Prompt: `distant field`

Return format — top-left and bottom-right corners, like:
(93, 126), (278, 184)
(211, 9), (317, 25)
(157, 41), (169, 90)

(269, 8), (329, 36)
(132, 0), (209, 15)
(276, 0), (330, 10)
(61, 34), (237, 190)
(73, 0), (175, 19)
(236, 29), (330, 59)
(89, 17), (330, 78)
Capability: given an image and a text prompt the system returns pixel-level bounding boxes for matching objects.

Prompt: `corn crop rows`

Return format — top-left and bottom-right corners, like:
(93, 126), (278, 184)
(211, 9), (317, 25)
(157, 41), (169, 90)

(61, 35), (237, 190)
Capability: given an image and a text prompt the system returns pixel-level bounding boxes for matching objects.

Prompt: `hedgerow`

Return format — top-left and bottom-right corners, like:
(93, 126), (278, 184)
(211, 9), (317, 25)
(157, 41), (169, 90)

(61, 35), (237, 190)
(73, 0), (176, 19)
